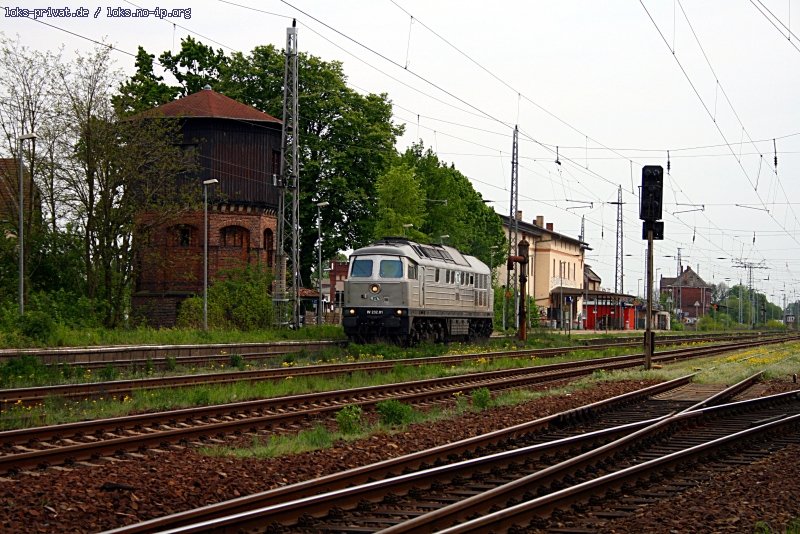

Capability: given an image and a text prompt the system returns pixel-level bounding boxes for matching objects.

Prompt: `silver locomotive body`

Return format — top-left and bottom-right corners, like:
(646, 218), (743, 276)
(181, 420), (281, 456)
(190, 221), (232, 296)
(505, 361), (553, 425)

(343, 238), (493, 344)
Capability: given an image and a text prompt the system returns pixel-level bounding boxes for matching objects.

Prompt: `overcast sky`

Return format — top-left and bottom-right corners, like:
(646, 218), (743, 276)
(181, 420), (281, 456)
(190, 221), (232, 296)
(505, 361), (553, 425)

(4, 0), (800, 307)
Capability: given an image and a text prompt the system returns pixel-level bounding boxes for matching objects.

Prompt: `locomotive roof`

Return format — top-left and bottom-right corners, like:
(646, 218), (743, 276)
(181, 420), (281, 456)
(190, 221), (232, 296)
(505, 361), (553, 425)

(352, 237), (474, 268)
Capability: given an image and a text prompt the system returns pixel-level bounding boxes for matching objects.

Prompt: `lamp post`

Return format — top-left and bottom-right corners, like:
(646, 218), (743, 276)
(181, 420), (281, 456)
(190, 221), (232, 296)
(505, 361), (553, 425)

(316, 201), (329, 326)
(439, 234), (449, 245)
(17, 132), (36, 315)
(489, 245), (498, 284)
(402, 223), (413, 236)
(203, 178), (218, 331)
(559, 260), (565, 332)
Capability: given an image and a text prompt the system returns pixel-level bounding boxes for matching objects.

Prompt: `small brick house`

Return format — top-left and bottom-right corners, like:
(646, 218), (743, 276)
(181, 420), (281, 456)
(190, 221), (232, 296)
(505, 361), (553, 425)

(132, 87), (283, 327)
(660, 266), (713, 321)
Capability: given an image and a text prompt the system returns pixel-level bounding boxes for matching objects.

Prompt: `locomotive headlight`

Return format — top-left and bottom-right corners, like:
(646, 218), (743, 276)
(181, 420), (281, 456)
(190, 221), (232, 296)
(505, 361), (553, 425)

(348, 308), (356, 316)
(395, 309), (404, 316)
(370, 283), (381, 294)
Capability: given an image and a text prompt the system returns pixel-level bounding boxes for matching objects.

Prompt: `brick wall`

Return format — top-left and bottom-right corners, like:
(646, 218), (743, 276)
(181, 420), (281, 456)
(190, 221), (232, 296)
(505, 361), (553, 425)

(133, 205), (277, 326)
(666, 285), (713, 318)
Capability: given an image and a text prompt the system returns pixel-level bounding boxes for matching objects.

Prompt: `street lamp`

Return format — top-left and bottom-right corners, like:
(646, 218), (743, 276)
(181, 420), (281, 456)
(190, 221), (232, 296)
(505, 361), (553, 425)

(402, 223), (413, 236)
(439, 234), (449, 245)
(489, 245), (499, 282)
(316, 201), (329, 326)
(17, 132), (36, 315)
(203, 178), (219, 331)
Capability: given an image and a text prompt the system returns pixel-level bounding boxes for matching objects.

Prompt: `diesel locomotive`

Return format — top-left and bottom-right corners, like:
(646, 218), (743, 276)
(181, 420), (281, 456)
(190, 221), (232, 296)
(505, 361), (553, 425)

(342, 238), (493, 344)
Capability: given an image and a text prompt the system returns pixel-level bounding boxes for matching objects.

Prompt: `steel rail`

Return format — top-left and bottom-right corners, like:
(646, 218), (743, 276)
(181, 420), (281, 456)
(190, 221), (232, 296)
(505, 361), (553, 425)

(0, 337), (788, 475)
(117, 375), (792, 534)
(0, 342), (642, 404)
(1, 332), (789, 405)
(436, 401), (800, 533)
(0, 330), (765, 367)
(100, 376), (694, 534)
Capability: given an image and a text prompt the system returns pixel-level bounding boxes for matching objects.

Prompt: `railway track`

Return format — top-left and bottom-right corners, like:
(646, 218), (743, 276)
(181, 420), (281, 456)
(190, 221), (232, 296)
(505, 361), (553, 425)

(432, 391), (800, 534)
(1, 332), (785, 405)
(0, 331), (768, 370)
(0, 336), (789, 476)
(0, 339), (343, 369)
(103, 373), (800, 533)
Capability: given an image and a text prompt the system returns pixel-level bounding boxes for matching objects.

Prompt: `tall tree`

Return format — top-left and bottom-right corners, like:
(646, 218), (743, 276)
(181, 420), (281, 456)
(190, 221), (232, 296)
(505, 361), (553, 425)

(398, 144), (506, 269)
(112, 47), (179, 116)
(0, 36), (64, 305)
(56, 45), (198, 326)
(374, 163), (427, 240)
(157, 36), (228, 96)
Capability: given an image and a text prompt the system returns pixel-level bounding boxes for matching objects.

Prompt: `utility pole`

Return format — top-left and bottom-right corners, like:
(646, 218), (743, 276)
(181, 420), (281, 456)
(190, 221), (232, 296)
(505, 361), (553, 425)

(676, 247), (683, 320)
(613, 185), (624, 295)
(274, 20), (301, 328)
(504, 125), (519, 330)
(739, 278), (743, 324)
(613, 186), (624, 330)
(733, 260), (767, 328)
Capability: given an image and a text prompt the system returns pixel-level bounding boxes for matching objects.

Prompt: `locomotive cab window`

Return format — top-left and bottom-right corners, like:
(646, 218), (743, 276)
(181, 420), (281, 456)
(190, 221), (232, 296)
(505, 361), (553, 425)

(379, 259), (403, 278)
(350, 258), (374, 277)
(407, 262), (418, 280)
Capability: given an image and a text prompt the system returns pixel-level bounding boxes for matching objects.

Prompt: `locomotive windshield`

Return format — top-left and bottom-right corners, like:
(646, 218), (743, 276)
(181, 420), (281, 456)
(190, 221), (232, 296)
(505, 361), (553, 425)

(379, 259), (403, 278)
(350, 258), (373, 277)
(349, 256), (405, 278)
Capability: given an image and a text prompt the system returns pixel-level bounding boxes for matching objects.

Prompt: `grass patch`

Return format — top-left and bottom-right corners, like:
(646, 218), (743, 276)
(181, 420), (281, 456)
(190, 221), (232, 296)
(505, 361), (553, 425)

(201, 372), (603, 460)
(754, 518), (800, 534)
(204, 424), (335, 459)
(376, 399), (417, 426)
(335, 405), (364, 434)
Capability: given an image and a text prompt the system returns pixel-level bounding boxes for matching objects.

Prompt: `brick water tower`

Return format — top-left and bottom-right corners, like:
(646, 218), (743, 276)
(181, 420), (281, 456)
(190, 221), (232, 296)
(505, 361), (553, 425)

(132, 86), (282, 326)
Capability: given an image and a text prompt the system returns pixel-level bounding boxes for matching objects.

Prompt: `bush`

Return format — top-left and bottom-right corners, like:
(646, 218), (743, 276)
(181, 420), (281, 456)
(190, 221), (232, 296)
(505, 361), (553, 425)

(164, 356), (177, 371)
(17, 310), (56, 344)
(765, 319), (787, 331)
(230, 353), (245, 369)
(471, 387), (493, 410)
(0, 355), (50, 387)
(176, 265), (274, 331)
(670, 319), (684, 331)
(99, 364), (118, 381)
(376, 399), (415, 426)
(335, 405), (363, 434)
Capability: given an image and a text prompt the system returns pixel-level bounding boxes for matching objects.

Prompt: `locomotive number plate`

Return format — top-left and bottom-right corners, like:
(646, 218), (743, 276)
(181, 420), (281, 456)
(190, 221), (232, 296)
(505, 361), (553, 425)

(365, 309), (383, 315)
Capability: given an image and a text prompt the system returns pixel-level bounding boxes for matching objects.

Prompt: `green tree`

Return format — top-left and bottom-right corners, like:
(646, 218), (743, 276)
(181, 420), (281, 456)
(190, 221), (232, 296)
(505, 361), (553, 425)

(157, 36), (229, 96)
(112, 47), (179, 116)
(56, 45), (199, 327)
(374, 163), (426, 240)
(398, 144), (506, 268)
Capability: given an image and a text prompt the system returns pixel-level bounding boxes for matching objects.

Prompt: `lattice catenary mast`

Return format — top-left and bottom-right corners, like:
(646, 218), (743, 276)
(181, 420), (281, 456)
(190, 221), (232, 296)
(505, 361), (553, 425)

(504, 125), (519, 329)
(274, 21), (301, 328)
(614, 185), (623, 294)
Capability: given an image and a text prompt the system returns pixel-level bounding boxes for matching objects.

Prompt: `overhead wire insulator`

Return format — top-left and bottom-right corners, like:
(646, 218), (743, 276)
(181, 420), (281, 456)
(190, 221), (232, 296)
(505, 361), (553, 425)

(667, 150), (671, 174)
(773, 138), (778, 171)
